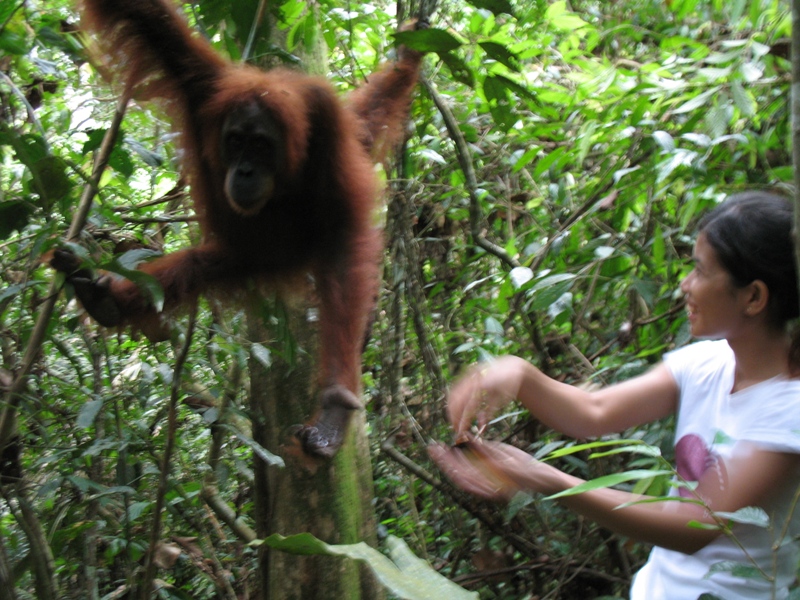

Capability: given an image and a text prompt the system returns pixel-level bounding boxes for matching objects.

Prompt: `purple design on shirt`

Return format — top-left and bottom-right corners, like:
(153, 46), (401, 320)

(675, 434), (721, 498)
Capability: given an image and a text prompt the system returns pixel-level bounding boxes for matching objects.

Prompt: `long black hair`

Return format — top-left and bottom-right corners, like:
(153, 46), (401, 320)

(698, 191), (800, 368)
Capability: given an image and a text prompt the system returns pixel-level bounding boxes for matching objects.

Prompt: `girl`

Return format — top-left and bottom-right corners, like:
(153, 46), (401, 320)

(430, 192), (800, 599)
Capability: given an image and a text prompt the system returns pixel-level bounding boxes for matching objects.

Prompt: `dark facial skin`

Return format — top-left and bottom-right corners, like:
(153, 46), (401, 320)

(221, 101), (285, 215)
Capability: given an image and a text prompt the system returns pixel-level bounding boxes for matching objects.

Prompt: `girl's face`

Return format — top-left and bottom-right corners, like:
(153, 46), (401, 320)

(680, 233), (750, 340)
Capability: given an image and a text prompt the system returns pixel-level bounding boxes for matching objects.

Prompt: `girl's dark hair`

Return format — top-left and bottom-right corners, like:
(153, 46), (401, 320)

(699, 191), (799, 329)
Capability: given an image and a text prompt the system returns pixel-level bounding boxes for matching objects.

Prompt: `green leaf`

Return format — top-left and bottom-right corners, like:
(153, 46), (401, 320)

(714, 506), (769, 528)
(479, 41), (521, 71)
(652, 130), (675, 153)
(546, 439), (653, 459)
(483, 75), (515, 130)
(466, 0), (515, 16)
(438, 51), (475, 87)
(673, 88), (719, 115)
(526, 273), (576, 311)
(31, 155), (71, 206)
(260, 534), (478, 600)
(76, 399), (104, 429)
(82, 128), (107, 155)
(394, 28), (462, 53)
(128, 501), (153, 521)
(0, 200), (35, 239)
(0, 15), (33, 54)
(588, 444), (662, 459)
(109, 146), (135, 178)
(545, 470), (674, 500)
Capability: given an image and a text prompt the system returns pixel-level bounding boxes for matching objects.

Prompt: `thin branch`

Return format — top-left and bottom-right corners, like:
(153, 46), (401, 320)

(139, 306), (198, 600)
(242, 0), (268, 62)
(120, 215), (198, 225)
(420, 77), (520, 268)
(381, 435), (539, 557)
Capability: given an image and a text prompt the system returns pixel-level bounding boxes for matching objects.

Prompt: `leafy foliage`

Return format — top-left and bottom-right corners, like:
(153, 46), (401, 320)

(0, 0), (794, 597)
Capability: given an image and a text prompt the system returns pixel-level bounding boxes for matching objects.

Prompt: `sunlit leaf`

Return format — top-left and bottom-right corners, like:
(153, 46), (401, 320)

(652, 130), (675, 153)
(509, 266), (534, 289)
(673, 88), (719, 115)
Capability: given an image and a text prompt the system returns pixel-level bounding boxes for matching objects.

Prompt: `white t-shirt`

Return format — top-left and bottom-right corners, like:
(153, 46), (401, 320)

(630, 340), (800, 600)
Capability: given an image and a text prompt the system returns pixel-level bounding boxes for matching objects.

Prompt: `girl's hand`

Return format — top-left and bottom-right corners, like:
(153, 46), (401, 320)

(447, 356), (531, 436)
(428, 438), (559, 501)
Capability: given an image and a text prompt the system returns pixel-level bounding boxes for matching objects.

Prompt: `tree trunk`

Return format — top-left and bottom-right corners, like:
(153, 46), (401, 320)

(792, 0), (800, 306)
(247, 297), (382, 600)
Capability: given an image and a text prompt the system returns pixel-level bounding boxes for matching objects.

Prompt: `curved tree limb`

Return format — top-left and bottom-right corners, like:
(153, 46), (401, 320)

(420, 77), (520, 269)
(140, 305), (198, 600)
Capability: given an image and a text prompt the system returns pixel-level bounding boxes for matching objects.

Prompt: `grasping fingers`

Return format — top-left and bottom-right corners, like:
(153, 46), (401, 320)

(448, 357), (527, 436)
(428, 441), (520, 502)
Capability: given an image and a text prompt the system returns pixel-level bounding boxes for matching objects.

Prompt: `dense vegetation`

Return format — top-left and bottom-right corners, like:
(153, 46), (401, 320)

(0, 0), (793, 597)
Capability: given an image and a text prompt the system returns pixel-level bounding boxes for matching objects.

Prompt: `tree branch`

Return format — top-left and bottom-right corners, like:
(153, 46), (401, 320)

(420, 77), (520, 269)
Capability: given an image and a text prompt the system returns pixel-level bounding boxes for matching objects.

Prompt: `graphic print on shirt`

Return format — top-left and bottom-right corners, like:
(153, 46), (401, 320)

(674, 433), (727, 498)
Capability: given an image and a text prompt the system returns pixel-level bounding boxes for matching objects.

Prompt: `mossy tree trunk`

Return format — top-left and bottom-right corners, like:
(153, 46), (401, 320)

(247, 297), (382, 600)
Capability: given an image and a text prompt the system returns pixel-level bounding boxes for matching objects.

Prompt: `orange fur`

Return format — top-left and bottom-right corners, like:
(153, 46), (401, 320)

(72, 0), (423, 457)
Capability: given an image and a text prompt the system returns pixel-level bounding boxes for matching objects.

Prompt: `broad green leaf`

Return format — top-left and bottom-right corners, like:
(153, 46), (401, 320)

(527, 273), (576, 312)
(394, 28), (463, 53)
(32, 155), (71, 205)
(260, 533), (478, 600)
(533, 146), (567, 178)
(545, 1), (588, 31)
(484, 316), (504, 336)
(76, 399), (104, 429)
(594, 246), (614, 260)
(128, 501), (153, 521)
(512, 146), (540, 172)
(483, 75), (514, 130)
(116, 249), (163, 270)
(479, 41), (521, 71)
(439, 51), (475, 87)
(714, 506), (769, 528)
